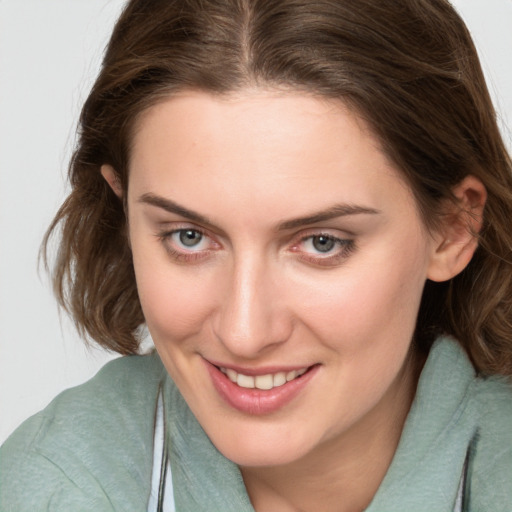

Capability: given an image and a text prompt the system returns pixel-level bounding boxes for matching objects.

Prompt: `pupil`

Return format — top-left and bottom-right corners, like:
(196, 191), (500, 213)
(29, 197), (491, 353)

(179, 230), (201, 247)
(313, 235), (335, 253)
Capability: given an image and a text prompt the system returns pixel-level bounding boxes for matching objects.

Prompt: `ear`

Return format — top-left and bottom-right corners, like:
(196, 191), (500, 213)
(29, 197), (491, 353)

(101, 164), (123, 198)
(427, 175), (487, 282)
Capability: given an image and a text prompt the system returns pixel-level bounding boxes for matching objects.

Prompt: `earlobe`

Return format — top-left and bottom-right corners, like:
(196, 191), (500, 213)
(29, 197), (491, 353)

(427, 175), (487, 283)
(101, 164), (123, 198)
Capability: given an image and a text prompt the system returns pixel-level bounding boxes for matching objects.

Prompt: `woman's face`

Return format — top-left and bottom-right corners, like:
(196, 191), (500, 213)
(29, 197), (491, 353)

(126, 90), (440, 467)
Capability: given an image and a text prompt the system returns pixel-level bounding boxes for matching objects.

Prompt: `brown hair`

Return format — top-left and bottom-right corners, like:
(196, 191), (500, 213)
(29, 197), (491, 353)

(44, 0), (512, 374)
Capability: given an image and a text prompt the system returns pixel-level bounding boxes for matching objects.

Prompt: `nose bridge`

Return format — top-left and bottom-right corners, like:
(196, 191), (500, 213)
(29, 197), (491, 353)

(214, 249), (288, 357)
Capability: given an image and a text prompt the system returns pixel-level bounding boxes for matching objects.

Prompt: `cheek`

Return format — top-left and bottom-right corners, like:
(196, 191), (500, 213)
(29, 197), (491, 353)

(289, 234), (430, 353)
(130, 237), (216, 343)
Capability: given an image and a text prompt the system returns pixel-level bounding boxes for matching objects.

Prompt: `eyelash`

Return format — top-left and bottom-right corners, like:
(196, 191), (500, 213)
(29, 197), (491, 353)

(156, 227), (356, 266)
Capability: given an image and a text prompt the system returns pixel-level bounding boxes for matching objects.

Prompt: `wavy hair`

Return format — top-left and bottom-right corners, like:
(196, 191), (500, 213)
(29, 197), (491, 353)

(43, 0), (512, 374)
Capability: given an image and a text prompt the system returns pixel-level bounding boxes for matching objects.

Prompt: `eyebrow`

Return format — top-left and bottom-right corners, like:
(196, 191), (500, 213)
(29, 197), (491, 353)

(139, 193), (213, 226)
(277, 204), (380, 230)
(138, 193), (380, 230)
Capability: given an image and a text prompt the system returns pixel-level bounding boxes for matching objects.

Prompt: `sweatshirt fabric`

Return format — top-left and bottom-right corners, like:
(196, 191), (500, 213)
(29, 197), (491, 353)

(1, 337), (511, 511)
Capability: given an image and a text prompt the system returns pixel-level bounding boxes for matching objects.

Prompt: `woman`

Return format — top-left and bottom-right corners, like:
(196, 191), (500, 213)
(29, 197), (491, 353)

(1, 0), (511, 510)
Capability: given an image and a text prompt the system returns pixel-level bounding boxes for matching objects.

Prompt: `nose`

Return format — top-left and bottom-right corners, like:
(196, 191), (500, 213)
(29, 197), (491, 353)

(212, 252), (292, 358)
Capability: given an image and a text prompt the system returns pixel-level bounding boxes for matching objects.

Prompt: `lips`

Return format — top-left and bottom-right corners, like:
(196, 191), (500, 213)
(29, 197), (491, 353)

(205, 360), (319, 415)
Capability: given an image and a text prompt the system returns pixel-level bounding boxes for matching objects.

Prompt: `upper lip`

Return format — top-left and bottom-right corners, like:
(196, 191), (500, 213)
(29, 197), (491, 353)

(206, 359), (316, 376)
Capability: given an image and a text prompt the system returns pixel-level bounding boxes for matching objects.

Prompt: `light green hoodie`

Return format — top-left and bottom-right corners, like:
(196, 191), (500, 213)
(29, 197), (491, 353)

(1, 337), (511, 511)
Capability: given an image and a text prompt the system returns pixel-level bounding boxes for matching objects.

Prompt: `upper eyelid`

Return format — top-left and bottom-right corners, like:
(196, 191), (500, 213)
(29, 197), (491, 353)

(293, 228), (354, 243)
(148, 209), (228, 238)
(299, 231), (348, 240)
(295, 235), (351, 250)
(162, 227), (212, 244)
(157, 223), (211, 238)
(158, 221), (229, 245)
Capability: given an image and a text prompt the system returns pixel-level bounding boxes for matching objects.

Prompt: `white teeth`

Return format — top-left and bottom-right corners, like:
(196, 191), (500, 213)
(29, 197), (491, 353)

(237, 373), (255, 389)
(220, 366), (308, 390)
(255, 374), (274, 390)
(273, 372), (287, 387)
(226, 368), (238, 383)
(286, 370), (297, 382)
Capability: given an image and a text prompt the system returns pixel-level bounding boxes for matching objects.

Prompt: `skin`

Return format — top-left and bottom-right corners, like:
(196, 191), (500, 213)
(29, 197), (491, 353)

(102, 89), (485, 512)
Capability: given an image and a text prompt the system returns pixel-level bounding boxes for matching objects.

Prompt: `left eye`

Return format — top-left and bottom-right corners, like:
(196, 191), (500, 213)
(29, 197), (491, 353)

(301, 234), (343, 254)
(171, 229), (209, 251)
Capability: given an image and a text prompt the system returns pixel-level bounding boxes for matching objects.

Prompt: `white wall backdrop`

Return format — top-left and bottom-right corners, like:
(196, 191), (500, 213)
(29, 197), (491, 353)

(0, 0), (126, 444)
(1, 0), (511, 444)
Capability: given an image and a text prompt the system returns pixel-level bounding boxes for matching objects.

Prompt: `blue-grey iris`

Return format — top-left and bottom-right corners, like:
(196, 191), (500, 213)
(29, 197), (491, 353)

(313, 235), (335, 253)
(179, 230), (202, 247)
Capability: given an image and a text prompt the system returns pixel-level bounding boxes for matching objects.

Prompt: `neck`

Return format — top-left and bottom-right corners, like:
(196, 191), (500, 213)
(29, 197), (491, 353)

(240, 348), (424, 512)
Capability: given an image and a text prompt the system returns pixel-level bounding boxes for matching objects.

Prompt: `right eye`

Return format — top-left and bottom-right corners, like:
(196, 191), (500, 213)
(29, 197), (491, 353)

(157, 227), (219, 263)
(172, 229), (208, 250)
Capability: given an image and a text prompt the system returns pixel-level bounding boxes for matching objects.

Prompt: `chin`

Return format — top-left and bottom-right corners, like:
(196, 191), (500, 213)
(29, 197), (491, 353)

(207, 423), (317, 468)
(223, 445), (305, 469)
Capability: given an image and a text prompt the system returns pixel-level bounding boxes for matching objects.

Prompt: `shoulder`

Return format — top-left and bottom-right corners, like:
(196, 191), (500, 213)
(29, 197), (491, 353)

(0, 351), (166, 511)
(414, 337), (512, 511)
(468, 374), (512, 511)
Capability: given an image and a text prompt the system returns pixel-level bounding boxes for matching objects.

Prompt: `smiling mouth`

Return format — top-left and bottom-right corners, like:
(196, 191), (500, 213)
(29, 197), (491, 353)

(207, 362), (320, 414)
(217, 366), (311, 390)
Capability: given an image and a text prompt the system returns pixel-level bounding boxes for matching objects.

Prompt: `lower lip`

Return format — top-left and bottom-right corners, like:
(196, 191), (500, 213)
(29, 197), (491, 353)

(205, 362), (319, 415)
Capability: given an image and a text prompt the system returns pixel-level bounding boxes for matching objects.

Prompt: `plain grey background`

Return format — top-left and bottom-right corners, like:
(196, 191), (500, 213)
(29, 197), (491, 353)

(1, 0), (511, 443)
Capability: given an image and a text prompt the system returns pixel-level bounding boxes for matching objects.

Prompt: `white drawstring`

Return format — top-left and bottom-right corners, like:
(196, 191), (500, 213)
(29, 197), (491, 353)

(148, 389), (176, 512)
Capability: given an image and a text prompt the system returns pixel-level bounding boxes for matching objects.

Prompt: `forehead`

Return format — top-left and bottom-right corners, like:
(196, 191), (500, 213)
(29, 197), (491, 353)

(128, 90), (416, 223)
(129, 89), (383, 166)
